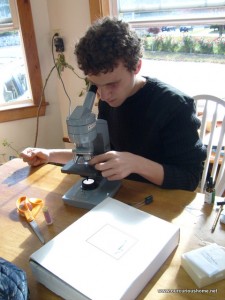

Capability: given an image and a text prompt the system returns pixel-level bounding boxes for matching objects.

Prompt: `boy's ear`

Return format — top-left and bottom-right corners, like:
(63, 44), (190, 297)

(134, 59), (142, 74)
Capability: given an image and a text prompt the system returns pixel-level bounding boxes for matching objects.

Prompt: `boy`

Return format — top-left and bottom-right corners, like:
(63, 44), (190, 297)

(21, 17), (206, 191)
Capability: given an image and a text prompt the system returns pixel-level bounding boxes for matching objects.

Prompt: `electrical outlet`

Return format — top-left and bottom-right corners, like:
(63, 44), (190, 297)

(54, 36), (65, 52)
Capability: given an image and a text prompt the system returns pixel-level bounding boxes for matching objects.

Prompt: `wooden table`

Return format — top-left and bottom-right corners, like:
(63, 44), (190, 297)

(0, 158), (224, 300)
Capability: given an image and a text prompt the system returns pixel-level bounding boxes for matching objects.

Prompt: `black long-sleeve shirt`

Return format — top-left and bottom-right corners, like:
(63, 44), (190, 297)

(98, 77), (207, 191)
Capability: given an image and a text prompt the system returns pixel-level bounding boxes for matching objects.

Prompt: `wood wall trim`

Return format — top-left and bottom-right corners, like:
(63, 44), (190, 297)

(16, 0), (44, 107)
(89, 0), (110, 23)
(0, 104), (47, 123)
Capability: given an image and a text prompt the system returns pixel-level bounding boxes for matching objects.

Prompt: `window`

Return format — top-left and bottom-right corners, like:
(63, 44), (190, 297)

(0, 0), (31, 105)
(116, 0), (225, 25)
(111, 0), (225, 98)
(0, 0), (46, 123)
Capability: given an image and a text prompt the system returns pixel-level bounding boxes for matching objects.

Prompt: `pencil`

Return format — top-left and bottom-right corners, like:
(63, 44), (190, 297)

(211, 205), (223, 233)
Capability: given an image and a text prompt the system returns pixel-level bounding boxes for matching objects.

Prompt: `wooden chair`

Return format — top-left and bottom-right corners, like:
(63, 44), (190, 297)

(193, 94), (225, 196)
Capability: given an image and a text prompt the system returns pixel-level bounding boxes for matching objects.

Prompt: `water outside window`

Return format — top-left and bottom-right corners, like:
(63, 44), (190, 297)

(0, 0), (31, 105)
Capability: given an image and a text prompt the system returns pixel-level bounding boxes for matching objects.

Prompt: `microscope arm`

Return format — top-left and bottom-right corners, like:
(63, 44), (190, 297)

(66, 85), (98, 159)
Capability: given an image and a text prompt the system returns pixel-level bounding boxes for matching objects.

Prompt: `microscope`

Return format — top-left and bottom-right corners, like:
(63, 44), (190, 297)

(61, 85), (121, 209)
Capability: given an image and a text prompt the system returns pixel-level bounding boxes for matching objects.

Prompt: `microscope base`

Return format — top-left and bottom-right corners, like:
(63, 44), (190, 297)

(62, 178), (121, 209)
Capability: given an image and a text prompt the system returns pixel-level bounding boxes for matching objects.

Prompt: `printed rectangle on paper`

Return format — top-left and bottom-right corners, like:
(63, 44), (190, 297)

(86, 224), (138, 259)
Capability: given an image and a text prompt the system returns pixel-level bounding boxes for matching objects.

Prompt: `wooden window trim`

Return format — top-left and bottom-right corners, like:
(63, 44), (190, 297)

(0, 0), (47, 123)
(89, 0), (110, 23)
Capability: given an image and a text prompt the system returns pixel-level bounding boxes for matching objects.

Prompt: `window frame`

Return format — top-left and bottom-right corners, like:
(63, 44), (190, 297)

(114, 1), (225, 27)
(0, 0), (47, 123)
(89, 0), (110, 22)
(89, 1), (225, 28)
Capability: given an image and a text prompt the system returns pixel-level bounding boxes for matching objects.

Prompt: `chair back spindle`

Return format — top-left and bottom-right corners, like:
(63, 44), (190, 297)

(193, 94), (225, 196)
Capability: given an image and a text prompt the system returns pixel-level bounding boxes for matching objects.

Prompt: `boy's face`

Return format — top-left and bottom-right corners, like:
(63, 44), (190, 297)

(87, 61), (141, 107)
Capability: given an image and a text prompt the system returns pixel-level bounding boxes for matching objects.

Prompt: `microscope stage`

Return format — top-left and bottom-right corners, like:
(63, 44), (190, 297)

(62, 178), (121, 209)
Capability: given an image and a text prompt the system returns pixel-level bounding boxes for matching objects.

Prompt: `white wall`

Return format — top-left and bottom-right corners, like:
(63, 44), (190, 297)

(0, 0), (91, 163)
(46, 0), (92, 143)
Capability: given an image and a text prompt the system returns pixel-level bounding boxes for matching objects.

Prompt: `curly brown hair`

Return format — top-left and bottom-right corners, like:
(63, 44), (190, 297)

(74, 17), (143, 75)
